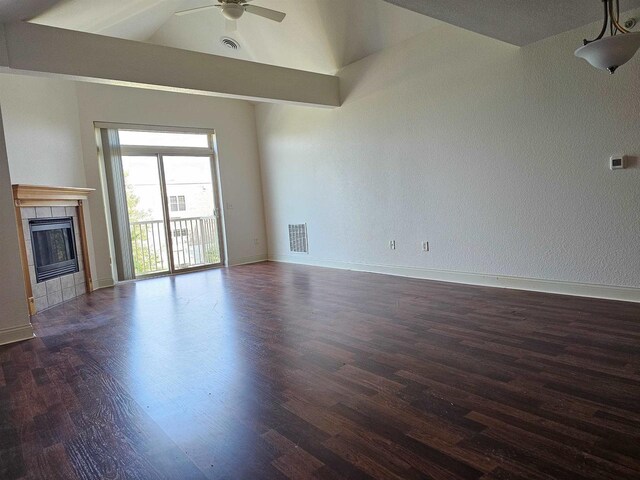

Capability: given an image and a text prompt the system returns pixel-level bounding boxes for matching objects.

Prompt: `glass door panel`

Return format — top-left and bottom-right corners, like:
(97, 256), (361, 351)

(162, 156), (222, 270)
(122, 156), (170, 276)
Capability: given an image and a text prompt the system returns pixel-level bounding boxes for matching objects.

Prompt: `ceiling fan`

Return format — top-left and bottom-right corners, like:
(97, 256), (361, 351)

(175, 0), (286, 23)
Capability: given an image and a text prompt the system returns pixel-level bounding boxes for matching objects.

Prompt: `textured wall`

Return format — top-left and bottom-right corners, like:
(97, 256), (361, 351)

(256, 20), (640, 289)
(0, 74), (86, 187)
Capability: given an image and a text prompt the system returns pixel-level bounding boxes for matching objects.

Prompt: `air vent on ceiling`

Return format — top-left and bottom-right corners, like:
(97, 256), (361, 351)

(220, 37), (240, 50)
(288, 224), (308, 254)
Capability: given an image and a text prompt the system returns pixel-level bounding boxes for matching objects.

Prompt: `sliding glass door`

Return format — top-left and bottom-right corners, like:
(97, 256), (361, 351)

(107, 127), (224, 279)
(122, 155), (170, 276)
(163, 156), (222, 271)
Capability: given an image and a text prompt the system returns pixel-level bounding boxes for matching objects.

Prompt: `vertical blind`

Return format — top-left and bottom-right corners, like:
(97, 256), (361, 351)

(100, 128), (136, 281)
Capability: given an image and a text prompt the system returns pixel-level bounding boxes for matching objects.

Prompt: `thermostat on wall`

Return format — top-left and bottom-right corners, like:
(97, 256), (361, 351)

(610, 156), (625, 170)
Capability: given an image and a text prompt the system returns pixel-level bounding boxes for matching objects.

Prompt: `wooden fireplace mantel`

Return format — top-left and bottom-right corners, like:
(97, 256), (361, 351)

(13, 184), (95, 205)
(13, 184), (95, 315)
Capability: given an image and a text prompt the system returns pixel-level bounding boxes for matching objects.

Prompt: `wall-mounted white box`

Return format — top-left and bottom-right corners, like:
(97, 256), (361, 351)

(610, 156), (625, 170)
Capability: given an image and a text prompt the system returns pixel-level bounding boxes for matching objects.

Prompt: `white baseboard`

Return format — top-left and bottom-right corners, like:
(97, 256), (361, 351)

(229, 254), (268, 267)
(95, 277), (116, 290)
(0, 323), (35, 346)
(268, 254), (640, 303)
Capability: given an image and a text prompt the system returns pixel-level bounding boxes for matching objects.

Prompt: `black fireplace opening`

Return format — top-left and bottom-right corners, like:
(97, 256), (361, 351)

(30, 217), (79, 283)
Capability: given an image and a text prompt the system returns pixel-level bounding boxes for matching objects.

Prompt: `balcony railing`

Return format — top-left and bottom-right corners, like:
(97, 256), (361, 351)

(130, 216), (220, 276)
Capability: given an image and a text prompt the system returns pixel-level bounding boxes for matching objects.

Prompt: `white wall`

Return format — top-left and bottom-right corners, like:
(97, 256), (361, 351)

(0, 105), (33, 345)
(75, 83), (267, 287)
(0, 74), (86, 186)
(256, 20), (640, 298)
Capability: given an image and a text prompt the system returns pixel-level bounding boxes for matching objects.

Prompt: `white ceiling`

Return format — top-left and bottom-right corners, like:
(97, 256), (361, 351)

(17, 0), (640, 74)
(383, 0), (640, 46)
(29, 0), (440, 74)
(27, 0), (188, 41)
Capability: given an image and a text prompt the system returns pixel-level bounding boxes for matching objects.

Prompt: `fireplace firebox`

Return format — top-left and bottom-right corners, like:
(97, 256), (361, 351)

(30, 217), (79, 283)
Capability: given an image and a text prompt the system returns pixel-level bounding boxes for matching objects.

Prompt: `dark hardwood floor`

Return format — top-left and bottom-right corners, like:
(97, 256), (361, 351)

(1, 262), (639, 479)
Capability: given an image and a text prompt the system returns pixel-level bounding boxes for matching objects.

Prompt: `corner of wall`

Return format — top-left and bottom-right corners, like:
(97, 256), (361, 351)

(0, 105), (33, 346)
(0, 324), (35, 347)
(251, 102), (271, 260)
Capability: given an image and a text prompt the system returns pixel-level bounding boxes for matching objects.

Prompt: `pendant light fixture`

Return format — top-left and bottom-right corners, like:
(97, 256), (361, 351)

(575, 0), (640, 74)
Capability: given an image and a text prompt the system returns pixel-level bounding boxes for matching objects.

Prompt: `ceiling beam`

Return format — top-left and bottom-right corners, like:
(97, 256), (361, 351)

(0, 21), (340, 107)
(0, 0), (61, 22)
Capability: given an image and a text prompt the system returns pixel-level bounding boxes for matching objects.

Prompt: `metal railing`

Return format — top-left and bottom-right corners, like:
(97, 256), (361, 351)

(130, 216), (220, 275)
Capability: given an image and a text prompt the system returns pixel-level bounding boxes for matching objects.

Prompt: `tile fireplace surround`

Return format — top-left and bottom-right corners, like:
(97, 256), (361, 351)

(13, 185), (95, 315)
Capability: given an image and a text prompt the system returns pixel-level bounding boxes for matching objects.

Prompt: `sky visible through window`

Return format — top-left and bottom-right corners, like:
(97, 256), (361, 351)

(118, 130), (209, 148)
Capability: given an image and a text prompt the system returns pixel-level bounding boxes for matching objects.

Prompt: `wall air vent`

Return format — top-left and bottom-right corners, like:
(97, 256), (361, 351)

(288, 224), (308, 254)
(220, 37), (240, 50)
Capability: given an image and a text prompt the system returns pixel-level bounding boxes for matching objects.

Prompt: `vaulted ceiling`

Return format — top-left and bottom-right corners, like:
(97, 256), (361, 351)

(27, 0), (440, 74)
(383, 0), (640, 46)
(4, 0), (640, 75)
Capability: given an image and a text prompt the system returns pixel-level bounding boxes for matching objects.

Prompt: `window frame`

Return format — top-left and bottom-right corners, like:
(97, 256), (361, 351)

(169, 195), (186, 212)
(96, 121), (227, 276)
(95, 122), (216, 157)
(117, 130), (210, 149)
(169, 195), (178, 212)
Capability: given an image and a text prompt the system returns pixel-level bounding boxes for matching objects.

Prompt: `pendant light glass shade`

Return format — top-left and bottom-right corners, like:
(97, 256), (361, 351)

(575, 31), (640, 73)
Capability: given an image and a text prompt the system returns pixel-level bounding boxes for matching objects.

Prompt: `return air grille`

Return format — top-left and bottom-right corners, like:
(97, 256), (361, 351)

(288, 224), (308, 253)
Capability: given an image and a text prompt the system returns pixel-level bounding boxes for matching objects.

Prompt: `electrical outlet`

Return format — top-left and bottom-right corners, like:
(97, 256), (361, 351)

(389, 240), (396, 250)
(422, 241), (430, 252)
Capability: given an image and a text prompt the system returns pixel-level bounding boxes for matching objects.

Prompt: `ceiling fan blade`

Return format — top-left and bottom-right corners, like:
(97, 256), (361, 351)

(225, 18), (237, 32)
(244, 5), (286, 22)
(175, 5), (219, 16)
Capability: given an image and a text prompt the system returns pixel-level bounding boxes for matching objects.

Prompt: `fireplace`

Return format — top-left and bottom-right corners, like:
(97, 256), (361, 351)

(30, 217), (79, 283)
(13, 184), (95, 315)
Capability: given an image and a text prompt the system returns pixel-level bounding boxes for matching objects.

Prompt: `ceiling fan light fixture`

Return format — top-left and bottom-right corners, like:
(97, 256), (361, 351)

(575, 0), (639, 74)
(175, 1), (286, 23)
(221, 4), (244, 20)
